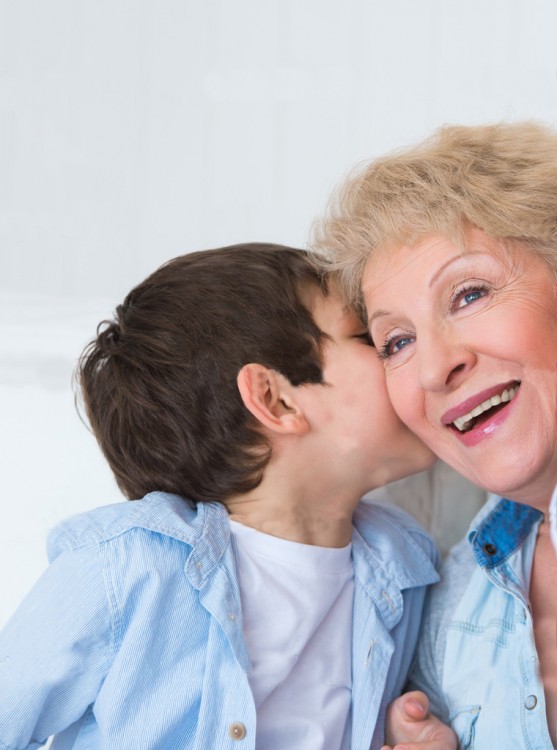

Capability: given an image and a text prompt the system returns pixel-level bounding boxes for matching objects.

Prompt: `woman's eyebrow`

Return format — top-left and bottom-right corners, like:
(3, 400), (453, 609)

(429, 251), (491, 287)
(368, 309), (390, 326)
(429, 256), (462, 287)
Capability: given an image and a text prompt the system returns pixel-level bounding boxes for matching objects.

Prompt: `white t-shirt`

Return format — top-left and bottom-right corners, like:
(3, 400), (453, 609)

(229, 520), (355, 750)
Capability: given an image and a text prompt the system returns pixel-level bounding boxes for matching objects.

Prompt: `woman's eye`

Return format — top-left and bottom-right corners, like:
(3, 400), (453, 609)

(452, 284), (488, 310)
(378, 334), (414, 360)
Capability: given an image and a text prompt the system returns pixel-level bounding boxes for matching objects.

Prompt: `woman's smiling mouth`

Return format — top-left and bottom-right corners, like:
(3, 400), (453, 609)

(441, 381), (521, 433)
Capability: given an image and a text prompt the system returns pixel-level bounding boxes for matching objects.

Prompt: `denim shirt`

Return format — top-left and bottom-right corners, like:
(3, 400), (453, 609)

(411, 496), (553, 750)
(0, 492), (438, 750)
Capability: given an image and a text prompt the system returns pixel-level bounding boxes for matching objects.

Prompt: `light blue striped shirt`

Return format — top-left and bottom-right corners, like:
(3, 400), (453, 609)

(0, 492), (438, 750)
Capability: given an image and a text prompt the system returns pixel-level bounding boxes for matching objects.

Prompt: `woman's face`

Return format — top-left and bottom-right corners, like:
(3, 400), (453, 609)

(362, 227), (557, 509)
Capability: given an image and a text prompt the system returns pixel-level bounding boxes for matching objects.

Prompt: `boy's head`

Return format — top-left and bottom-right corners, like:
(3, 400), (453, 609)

(78, 243), (329, 503)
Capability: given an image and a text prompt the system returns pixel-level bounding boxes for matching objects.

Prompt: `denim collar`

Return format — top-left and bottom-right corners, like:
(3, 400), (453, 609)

(468, 497), (543, 569)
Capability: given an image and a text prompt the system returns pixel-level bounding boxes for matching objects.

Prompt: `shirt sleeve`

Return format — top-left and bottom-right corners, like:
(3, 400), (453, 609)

(0, 542), (113, 749)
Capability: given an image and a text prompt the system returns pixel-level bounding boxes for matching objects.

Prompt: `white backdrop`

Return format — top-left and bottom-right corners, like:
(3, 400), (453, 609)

(2, 0), (557, 629)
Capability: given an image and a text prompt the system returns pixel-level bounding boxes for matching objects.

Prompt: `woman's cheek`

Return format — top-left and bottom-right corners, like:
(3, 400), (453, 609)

(385, 371), (418, 428)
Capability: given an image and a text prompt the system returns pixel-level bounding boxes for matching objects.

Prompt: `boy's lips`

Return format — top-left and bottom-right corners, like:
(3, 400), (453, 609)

(441, 380), (521, 429)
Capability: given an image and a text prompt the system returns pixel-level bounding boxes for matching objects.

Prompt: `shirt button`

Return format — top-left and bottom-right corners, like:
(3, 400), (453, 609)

(483, 543), (497, 556)
(228, 722), (247, 740)
(525, 694), (538, 710)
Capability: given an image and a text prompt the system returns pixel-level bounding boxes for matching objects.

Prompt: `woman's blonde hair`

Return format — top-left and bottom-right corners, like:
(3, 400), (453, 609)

(311, 121), (557, 310)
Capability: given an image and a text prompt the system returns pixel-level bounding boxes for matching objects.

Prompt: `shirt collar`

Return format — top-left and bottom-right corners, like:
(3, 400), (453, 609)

(132, 493), (441, 604)
(352, 504), (439, 629)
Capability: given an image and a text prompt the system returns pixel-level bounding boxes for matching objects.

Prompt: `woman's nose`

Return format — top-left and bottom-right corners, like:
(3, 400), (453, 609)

(416, 330), (476, 392)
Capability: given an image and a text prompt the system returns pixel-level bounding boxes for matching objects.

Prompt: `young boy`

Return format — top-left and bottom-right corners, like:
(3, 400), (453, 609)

(0, 243), (439, 750)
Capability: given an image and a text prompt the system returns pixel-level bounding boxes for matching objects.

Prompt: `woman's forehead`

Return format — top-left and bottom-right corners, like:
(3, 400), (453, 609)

(362, 229), (523, 282)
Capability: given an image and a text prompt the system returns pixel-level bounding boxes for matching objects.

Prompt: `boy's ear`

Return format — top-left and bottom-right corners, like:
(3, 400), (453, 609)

(237, 364), (309, 435)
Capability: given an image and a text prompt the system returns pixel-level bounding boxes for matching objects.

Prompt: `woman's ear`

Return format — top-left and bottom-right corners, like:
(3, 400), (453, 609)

(237, 363), (309, 435)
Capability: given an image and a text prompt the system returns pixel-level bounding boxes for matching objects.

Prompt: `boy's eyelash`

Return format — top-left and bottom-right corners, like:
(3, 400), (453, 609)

(354, 332), (374, 345)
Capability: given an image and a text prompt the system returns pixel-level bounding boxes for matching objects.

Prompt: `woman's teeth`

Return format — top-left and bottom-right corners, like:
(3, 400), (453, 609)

(452, 384), (520, 432)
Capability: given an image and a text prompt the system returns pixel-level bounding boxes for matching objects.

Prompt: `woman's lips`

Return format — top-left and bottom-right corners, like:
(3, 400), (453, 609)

(439, 381), (521, 447)
(441, 380), (521, 428)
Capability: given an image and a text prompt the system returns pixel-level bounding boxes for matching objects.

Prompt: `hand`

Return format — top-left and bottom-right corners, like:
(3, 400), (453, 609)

(380, 690), (457, 750)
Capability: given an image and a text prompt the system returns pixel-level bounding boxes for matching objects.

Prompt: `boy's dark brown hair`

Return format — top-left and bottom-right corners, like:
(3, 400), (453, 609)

(77, 243), (327, 503)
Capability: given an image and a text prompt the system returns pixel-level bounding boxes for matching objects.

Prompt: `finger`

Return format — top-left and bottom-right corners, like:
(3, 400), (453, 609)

(400, 690), (430, 720)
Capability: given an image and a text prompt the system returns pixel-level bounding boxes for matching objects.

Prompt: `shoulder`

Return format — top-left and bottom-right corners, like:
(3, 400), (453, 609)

(47, 492), (228, 562)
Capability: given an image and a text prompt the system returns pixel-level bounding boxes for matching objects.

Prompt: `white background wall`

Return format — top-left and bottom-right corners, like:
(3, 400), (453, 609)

(2, 0), (557, 629)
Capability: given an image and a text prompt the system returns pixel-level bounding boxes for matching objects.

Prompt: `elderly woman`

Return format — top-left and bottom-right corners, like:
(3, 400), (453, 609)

(313, 122), (557, 750)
